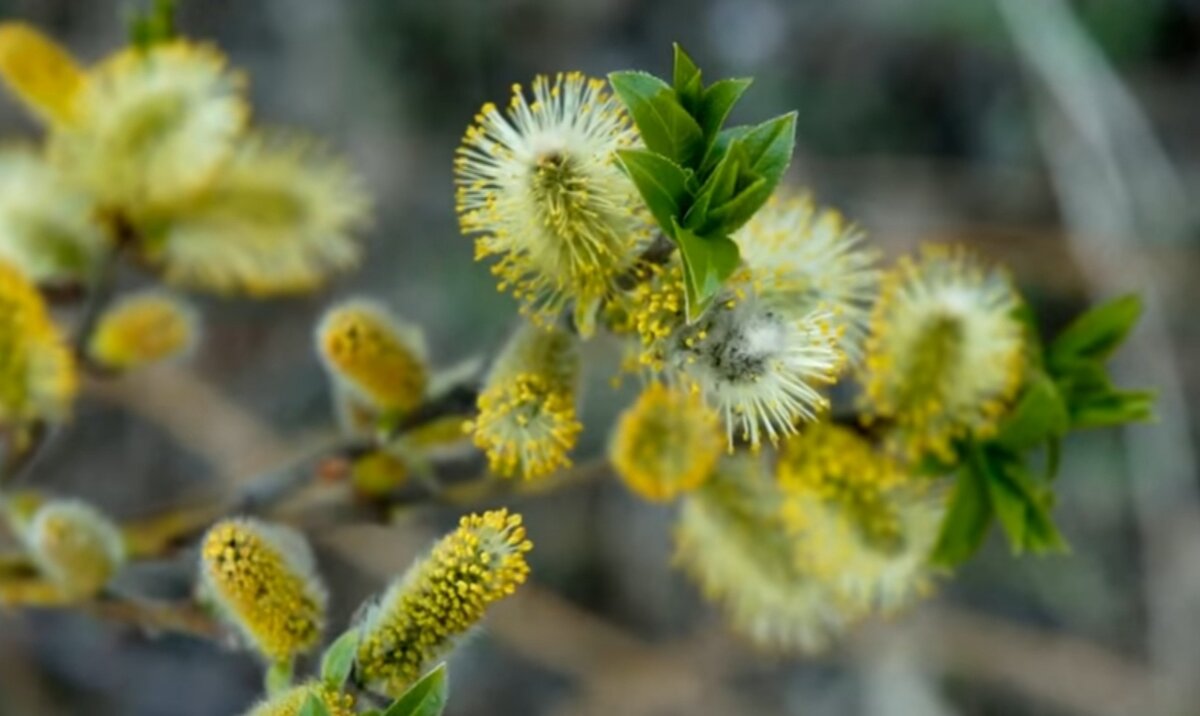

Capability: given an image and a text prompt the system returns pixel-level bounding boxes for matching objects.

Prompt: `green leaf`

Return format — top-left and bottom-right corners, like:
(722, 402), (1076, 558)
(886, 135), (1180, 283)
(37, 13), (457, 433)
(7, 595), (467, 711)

(1054, 359), (1114, 399)
(615, 149), (691, 236)
(608, 71), (704, 167)
(735, 111), (796, 178)
(1070, 389), (1156, 429)
(930, 459), (993, 568)
(320, 628), (360, 689)
(672, 43), (703, 112)
(706, 112), (796, 233)
(265, 660), (293, 697)
(1048, 294), (1142, 370)
(994, 372), (1069, 452)
(985, 455), (1068, 555)
(299, 694), (331, 716)
(383, 664), (449, 716)
(685, 141), (751, 233)
(672, 219), (739, 321)
(128, 0), (177, 48)
(697, 78), (752, 143)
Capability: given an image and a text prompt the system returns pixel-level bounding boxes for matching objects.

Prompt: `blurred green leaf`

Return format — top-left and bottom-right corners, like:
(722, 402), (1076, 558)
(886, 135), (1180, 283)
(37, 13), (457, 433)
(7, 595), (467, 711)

(299, 694), (331, 716)
(128, 0), (176, 48)
(320, 628), (360, 690)
(930, 458), (992, 568)
(985, 452), (1068, 556)
(1069, 389), (1156, 429)
(1048, 294), (1142, 370)
(995, 372), (1069, 452)
(383, 664), (449, 716)
(265, 660), (293, 697)
(616, 149), (690, 236)
(608, 71), (704, 167)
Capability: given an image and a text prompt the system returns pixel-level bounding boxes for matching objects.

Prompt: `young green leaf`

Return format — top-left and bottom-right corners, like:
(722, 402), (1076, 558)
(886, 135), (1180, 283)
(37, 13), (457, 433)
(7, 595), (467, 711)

(672, 219), (739, 321)
(1069, 389), (1156, 429)
(1048, 294), (1142, 369)
(265, 660), (293, 697)
(697, 78), (752, 144)
(672, 43), (703, 111)
(319, 628), (360, 690)
(930, 459), (993, 568)
(383, 664), (449, 716)
(986, 456), (1068, 555)
(994, 372), (1069, 452)
(704, 112), (796, 233)
(608, 71), (704, 167)
(615, 149), (691, 236)
(299, 694), (332, 716)
(128, 0), (176, 48)
(685, 141), (750, 232)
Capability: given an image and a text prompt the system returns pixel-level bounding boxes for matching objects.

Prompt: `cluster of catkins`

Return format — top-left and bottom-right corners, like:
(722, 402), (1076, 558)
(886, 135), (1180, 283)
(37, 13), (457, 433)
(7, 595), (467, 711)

(443, 70), (1029, 650)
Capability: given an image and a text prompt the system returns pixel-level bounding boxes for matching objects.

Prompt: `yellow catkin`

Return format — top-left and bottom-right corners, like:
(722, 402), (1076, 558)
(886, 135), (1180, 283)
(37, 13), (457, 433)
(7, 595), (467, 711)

(776, 423), (904, 548)
(454, 72), (651, 334)
(0, 260), (76, 425)
(775, 423), (943, 614)
(468, 324), (581, 480)
(48, 41), (247, 212)
(243, 682), (354, 716)
(355, 509), (532, 697)
(469, 373), (582, 480)
(860, 245), (1024, 462)
(87, 291), (198, 370)
(199, 519), (326, 663)
(673, 455), (848, 653)
(609, 382), (723, 501)
(317, 301), (428, 414)
(25, 500), (125, 600)
(150, 132), (370, 296)
(0, 23), (84, 124)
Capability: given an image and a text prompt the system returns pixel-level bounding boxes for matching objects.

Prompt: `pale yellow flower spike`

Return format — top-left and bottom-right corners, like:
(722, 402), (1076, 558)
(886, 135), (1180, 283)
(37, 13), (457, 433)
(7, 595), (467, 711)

(776, 424), (943, 614)
(243, 682), (355, 716)
(468, 324), (581, 480)
(316, 300), (428, 414)
(148, 131), (370, 295)
(609, 382), (722, 502)
(199, 519), (327, 663)
(49, 42), (247, 212)
(88, 290), (199, 371)
(24, 500), (126, 600)
(0, 260), (76, 426)
(455, 72), (652, 335)
(860, 244), (1025, 462)
(355, 509), (533, 697)
(0, 23), (84, 125)
(674, 455), (848, 653)
(0, 147), (107, 284)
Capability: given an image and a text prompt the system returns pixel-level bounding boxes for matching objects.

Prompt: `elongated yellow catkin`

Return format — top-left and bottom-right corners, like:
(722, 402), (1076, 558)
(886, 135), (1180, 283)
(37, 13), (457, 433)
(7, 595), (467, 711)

(88, 290), (198, 370)
(355, 509), (532, 696)
(0, 260), (76, 425)
(24, 500), (125, 599)
(0, 22), (84, 124)
(242, 682), (354, 716)
(316, 300), (428, 413)
(199, 519), (327, 663)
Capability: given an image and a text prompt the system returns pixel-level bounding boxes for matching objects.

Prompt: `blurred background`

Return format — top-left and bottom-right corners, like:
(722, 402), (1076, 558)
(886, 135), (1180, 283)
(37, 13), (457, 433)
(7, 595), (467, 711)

(1, 0), (1199, 714)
